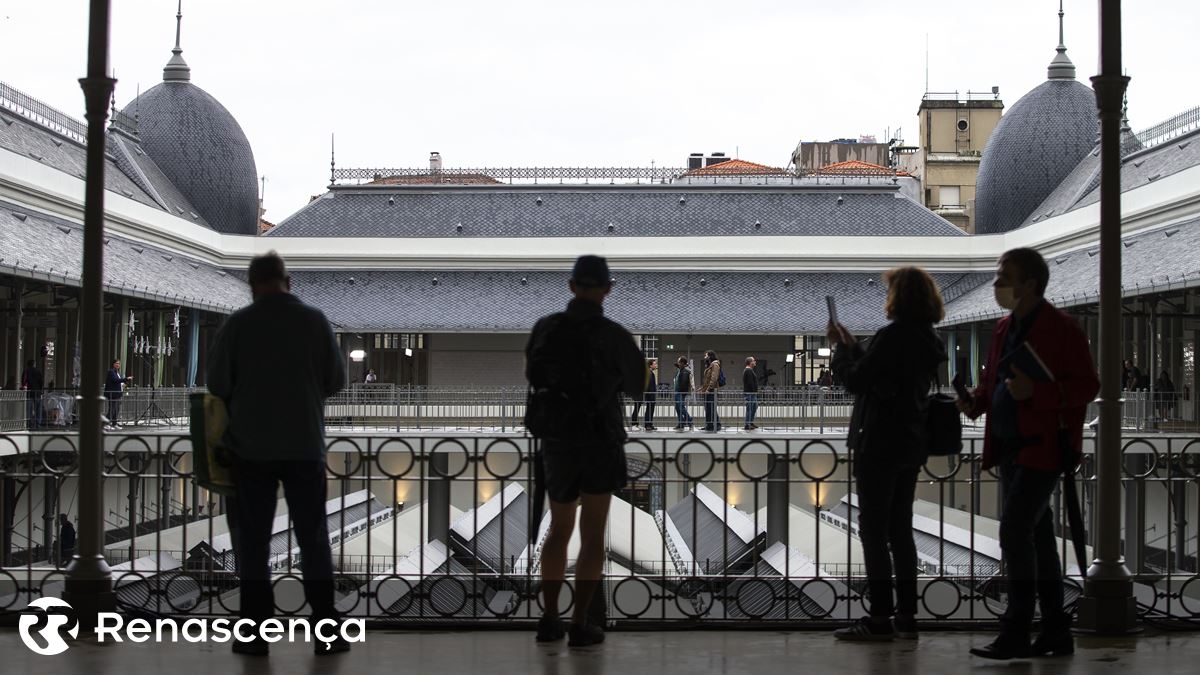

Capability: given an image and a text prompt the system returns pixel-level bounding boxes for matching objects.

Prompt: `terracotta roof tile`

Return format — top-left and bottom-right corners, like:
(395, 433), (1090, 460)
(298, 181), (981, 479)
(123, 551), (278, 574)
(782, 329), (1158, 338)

(683, 158), (788, 176)
(811, 160), (911, 177)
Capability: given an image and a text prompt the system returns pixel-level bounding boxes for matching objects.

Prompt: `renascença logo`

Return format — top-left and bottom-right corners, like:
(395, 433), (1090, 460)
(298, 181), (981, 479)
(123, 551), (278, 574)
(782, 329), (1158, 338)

(17, 599), (366, 655)
(19, 598), (80, 656)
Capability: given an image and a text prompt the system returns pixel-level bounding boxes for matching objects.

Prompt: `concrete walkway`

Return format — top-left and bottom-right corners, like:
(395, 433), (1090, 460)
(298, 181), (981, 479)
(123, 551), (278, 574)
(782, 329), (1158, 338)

(3, 628), (1195, 674)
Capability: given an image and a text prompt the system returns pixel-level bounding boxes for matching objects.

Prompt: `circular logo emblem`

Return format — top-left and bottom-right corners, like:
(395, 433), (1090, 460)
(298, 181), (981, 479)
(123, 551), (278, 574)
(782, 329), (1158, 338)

(18, 597), (79, 656)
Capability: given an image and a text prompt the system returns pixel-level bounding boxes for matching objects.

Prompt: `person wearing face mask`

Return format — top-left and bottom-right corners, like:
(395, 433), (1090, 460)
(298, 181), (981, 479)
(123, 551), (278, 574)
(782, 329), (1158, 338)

(959, 248), (1099, 661)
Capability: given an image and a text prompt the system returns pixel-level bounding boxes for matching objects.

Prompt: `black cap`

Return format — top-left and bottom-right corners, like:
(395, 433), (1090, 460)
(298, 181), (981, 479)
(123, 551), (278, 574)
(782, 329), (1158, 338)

(571, 255), (611, 288)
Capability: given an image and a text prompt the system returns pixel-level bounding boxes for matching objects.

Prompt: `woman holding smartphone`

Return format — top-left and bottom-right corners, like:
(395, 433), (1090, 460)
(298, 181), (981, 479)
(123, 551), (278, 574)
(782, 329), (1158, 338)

(827, 267), (947, 641)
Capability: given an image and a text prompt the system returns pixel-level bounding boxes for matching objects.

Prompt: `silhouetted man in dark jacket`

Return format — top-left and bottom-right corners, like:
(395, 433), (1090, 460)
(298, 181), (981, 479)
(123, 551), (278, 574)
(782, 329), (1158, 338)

(22, 360), (44, 429)
(207, 251), (348, 656)
(525, 255), (644, 648)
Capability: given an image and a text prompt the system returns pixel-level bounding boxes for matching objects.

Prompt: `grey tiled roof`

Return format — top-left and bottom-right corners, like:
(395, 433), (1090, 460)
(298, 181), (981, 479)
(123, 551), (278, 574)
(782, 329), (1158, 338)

(0, 200), (248, 313)
(124, 82), (259, 236)
(268, 186), (966, 238)
(288, 269), (986, 334)
(943, 214), (1200, 324)
(975, 79), (1098, 234)
(1024, 128), (1200, 226)
(109, 132), (213, 229)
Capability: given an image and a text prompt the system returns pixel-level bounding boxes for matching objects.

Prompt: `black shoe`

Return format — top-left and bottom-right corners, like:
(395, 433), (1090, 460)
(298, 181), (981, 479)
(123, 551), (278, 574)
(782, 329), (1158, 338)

(567, 622), (605, 647)
(743, 425), (753, 431)
(232, 637), (270, 656)
(833, 617), (894, 642)
(749, 423), (759, 429)
(644, 425), (656, 431)
(970, 636), (1032, 660)
(1031, 630), (1074, 657)
(673, 425), (684, 430)
(536, 616), (566, 642)
(893, 614), (918, 640)
(314, 635), (352, 655)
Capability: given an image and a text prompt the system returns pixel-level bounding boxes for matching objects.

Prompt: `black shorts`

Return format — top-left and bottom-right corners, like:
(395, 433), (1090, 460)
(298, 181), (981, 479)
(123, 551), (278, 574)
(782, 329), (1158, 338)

(540, 440), (627, 503)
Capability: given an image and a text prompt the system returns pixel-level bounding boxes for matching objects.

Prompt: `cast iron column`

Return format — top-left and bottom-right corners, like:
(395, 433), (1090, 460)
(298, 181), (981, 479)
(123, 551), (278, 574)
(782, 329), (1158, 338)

(62, 0), (117, 626)
(1077, 0), (1137, 634)
(766, 447), (789, 546)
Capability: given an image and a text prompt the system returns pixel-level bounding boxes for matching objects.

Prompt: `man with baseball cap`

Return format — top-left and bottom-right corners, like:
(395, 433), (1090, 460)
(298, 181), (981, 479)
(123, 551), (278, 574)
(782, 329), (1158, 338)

(525, 255), (645, 647)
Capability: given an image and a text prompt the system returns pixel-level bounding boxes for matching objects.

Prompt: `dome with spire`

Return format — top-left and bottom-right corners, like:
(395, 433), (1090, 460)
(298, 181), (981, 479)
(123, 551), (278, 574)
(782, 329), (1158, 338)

(121, 3), (259, 236)
(973, 2), (1097, 234)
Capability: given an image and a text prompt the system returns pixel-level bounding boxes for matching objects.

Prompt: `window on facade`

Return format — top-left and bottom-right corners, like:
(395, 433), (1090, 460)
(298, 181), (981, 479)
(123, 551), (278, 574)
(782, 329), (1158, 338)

(940, 185), (961, 207)
(638, 335), (659, 358)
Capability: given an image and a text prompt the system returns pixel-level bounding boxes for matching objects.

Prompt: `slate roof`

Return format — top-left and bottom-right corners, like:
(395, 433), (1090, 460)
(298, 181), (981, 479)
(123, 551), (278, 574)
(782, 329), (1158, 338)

(124, 82), (260, 236)
(0, 200), (247, 313)
(1023, 127), (1200, 226)
(974, 79), (1098, 234)
(942, 214), (1200, 325)
(288, 269), (987, 334)
(268, 185), (966, 238)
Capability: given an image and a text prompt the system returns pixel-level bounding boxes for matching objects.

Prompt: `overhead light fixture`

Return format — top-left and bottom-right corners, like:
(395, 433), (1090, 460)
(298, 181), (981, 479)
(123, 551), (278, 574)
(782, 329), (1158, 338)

(785, 354), (795, 363)
(349, 349), (366, 362)
(405, 347), (414, 357)
(817, 347), (832, 357)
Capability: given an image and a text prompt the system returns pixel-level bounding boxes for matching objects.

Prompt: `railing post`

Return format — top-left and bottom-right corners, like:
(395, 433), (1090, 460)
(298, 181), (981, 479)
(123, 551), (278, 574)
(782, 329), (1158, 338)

(766, 445), (789, 546)
(1077, 0), (1137, 635)
(63, 0), (116, 627)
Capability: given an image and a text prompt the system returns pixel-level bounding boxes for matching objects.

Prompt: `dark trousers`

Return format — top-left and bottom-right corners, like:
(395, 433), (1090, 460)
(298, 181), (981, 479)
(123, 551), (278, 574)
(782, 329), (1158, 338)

(674, 392), (693, 426)
(703, 392), (721, 430)
(855, 466), (920, 618)
(998, 460), (1068, 636)
(106, 396), (121, 424)
(27, 394), (44, 429)
(744, 393), (758, 426)
(234, 459), (336, 623)
(631, 395), (656, 427)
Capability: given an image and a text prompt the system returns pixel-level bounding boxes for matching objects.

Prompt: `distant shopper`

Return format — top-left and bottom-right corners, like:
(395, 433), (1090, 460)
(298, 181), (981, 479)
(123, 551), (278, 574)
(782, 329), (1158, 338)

(631, 359), (658, 430)
(21, 359), (45, 429)
(207, 251), (349, 656)
(961, 248), (1099, 660)
(103, 359), (132, 429)
(525, 255), (645, 647)
(830, 267), (947, 642)
(699, 351), (723, 432)
(1156, 371), (1177, 420)
(1122, 359), (1141, 391)
(364, 369), (377, 384)
(56, 513), (75, 567)
(818, 369), (834, 388)
(743, 357), (759, 430)
(673, 357), (695, 430)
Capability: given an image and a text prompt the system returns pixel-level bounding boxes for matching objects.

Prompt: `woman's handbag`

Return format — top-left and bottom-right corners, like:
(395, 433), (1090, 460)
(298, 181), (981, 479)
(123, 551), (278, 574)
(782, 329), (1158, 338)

(926, 371), (963, 456)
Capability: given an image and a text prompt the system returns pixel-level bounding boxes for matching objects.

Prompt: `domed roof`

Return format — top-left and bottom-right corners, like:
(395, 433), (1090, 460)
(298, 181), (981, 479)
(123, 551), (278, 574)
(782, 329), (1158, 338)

(974, 4), (1097, 234)
(121, 6), (259, 236)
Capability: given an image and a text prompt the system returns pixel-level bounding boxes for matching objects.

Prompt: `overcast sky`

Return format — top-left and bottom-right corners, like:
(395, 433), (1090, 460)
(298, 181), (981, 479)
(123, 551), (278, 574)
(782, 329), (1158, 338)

(2, 1), (1198, 220)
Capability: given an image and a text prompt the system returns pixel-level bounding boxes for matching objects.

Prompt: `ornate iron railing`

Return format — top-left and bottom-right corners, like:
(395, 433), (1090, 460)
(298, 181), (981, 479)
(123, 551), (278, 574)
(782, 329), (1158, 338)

(332, 166), (688, 185)
(1135, 104), (1200, 149)
(0, 432), (1195, 627)
(0, 80), (89, 145)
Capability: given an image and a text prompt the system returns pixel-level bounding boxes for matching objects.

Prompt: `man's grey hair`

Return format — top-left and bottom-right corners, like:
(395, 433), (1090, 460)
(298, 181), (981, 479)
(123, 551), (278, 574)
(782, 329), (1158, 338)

(745, 356), (755, 366)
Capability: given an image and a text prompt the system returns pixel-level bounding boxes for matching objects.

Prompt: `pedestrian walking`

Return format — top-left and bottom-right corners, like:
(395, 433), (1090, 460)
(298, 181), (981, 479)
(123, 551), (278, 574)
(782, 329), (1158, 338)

(525, 255), (645, 648)
(829, 267), (947, 642)
(103, 359), (132, 429)
(672, 357), (695, 430)
(21, 359), (44, 429)
(631, 359), (658, 430)
(743, 356), (759, 430)
(207, 251), (349, 656)
(961, 248), (1099, 660)
(700, 351), (723, 431)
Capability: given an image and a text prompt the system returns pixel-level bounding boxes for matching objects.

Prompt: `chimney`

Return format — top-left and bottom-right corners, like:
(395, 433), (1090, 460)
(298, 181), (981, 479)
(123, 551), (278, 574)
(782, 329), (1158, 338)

(429, 151), (443, 175)
(705, 152), (728, 167)
(688, 152), (704, 170)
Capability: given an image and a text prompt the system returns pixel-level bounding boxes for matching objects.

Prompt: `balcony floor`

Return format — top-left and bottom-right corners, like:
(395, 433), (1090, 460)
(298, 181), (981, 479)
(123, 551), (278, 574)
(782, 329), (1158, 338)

(4, 628), (1196, 674)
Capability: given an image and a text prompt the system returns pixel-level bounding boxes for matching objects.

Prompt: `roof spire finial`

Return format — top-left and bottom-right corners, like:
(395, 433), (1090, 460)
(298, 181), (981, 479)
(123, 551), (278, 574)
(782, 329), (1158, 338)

(163, 0), (191, 82)
(1047, 0), (1076, 80)
(330, 133), (336, 185)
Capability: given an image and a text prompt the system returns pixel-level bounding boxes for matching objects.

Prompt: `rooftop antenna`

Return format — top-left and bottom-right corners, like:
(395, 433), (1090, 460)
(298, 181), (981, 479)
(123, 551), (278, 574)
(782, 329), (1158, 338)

(924, 33), (929, 93)
(163, 0), (191, 82)
(1047, 0), (1076, 80)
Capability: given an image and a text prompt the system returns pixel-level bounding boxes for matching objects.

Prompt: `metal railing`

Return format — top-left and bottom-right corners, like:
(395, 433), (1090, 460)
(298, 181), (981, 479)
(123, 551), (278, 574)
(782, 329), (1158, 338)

(0, 432), (1195, 627)
(332, 166), (687, 185)
(0, 80), (89, 145)
(1135, 104), (1200, 149)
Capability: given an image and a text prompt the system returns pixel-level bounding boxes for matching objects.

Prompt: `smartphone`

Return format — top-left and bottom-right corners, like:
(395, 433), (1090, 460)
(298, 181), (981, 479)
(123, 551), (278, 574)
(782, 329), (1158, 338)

(825, 295), (839, 326)
(952, 372), (972, 401)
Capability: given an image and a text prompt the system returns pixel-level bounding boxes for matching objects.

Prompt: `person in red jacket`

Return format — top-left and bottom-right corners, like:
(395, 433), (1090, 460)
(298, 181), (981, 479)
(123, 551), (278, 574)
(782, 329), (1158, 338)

(961, 248), (1099, 660)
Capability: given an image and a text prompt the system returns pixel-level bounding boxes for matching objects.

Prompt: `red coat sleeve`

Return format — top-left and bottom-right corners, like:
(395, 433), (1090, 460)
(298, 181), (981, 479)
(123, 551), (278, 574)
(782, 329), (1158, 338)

(1030, 313), (1099, 413)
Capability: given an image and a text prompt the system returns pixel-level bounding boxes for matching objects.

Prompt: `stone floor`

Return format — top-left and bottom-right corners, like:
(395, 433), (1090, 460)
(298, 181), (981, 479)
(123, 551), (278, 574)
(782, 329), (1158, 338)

(3, 628), (1197, 675)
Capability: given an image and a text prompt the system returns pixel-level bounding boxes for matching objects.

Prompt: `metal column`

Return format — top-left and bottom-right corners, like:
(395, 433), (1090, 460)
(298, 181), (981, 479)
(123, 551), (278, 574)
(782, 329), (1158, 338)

(1077, 0), (1137, 634)
(62, 0), (117, 627)
(766, 448), (789, 546)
